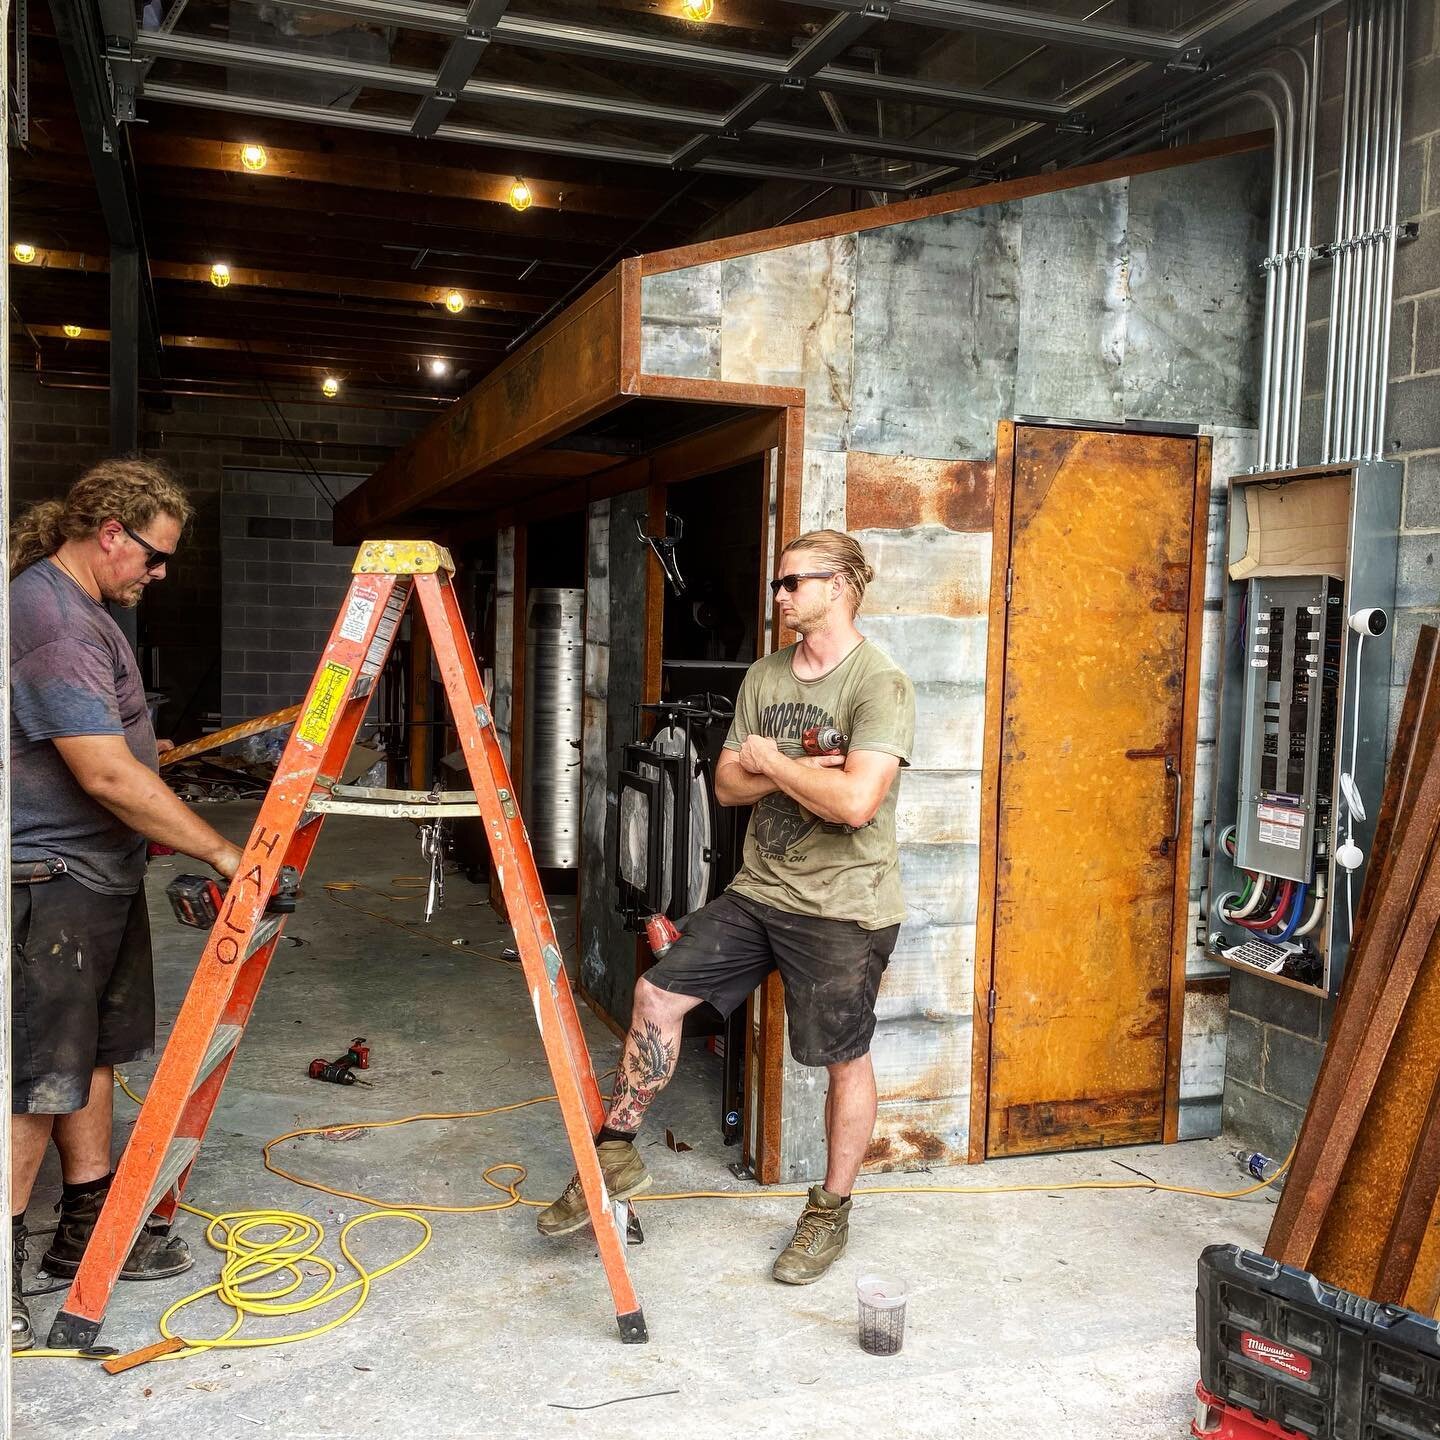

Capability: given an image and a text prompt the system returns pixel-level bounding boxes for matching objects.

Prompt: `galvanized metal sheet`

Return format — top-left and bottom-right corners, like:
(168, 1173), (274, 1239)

(1014, 177), (1129, 424)
(1124, 151), (1269, 428)
(855, 525), (991, 618)
(868, 1093), (971, 1171)
(579, 500), (611, 1002)
(893, 770), (981, 847)
(873, 921), (975, 1022)
(1179, 984), (1229, 1106)
(493, 526), (516, 764)
(721, 235), (856, 452)
(852, 204), (1021, 461)
(640, 262), (722, 381)
(800, 449), (846, 534)
(899, 842), (979, 929)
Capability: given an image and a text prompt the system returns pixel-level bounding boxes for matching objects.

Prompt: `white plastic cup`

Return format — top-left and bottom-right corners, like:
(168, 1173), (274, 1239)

(856, 1274), (908, 1356)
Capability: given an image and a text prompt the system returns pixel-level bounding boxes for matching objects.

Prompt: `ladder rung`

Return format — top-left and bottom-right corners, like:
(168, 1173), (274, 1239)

(195, 1024), (244, 1093)
(145, 1137), (201, 1215)
(246, 914), (283, 959)
(306, 786), (483, 819)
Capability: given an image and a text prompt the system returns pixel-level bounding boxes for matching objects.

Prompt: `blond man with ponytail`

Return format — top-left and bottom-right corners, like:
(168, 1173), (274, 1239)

(7, 459), (243, 1350)
(539, 529), (914, 1288)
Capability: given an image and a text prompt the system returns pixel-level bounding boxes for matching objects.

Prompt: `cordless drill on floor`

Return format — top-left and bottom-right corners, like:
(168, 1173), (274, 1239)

(308, 1038), (372, 1087)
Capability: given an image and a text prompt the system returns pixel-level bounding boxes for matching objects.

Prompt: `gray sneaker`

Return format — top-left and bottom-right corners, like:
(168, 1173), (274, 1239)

(536, 1140), (653, 1237)
(772, 1185), (850, 1285)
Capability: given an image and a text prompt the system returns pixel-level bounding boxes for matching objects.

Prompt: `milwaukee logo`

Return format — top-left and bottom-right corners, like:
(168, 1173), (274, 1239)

(1240, 1332), (1312, 1380)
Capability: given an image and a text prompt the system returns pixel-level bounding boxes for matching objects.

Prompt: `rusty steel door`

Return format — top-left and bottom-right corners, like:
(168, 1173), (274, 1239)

(983, 425), (1204, 1157)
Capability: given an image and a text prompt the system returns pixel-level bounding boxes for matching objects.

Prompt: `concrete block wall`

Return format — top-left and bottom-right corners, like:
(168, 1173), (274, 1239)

(218, 472), (364, 724)
(6, 373), (431, 735)
(1220, 0), (1440, 1154)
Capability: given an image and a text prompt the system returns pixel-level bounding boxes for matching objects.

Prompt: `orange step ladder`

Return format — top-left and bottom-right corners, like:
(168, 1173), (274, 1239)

(48, 541), (648, 1349)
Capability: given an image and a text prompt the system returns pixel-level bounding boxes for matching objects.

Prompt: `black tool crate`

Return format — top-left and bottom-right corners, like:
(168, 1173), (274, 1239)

(1198, 1244), (1440, 1439)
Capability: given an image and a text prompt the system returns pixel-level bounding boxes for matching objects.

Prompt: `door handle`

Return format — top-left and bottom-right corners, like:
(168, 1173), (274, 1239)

(1124, 749), (1182, 855)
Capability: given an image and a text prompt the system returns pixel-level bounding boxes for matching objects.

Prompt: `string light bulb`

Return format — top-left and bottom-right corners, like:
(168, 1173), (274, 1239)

(210, 262), (231, 288)
(240, 143), (268, 171)
(321, 376), (341, 399)
(12, 242), (36, 264)
(63, 324), (83, 338)
(429, 358), (450, 378)
(507, 177), (533, 212)
(444, 289), (466, 314)
(680, 0), (714, 18)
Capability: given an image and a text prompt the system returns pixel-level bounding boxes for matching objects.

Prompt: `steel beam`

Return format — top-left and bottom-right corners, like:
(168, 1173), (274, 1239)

(780, 0), (1181, 59)
(411, 0), (509, 138)
(49, 0), (162, 375)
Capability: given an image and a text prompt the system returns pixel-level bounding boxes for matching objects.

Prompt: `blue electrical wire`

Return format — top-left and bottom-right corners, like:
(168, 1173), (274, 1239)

(1272, 882), (1309, 942)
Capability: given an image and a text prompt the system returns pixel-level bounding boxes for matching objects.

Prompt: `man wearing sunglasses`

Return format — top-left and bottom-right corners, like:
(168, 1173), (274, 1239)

(6, 459), (244, 1350)
(540, 529), (914, 1286)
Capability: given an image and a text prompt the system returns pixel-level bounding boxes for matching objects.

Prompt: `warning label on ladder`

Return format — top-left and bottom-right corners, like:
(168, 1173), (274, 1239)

(298, 662), (352, 748)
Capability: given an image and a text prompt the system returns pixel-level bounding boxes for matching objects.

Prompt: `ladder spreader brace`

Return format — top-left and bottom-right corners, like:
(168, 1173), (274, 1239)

(48, 541), (648, 1349)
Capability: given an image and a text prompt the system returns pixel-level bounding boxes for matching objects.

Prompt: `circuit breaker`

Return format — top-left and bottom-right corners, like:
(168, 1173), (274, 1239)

(1234, 576), (1343, 884)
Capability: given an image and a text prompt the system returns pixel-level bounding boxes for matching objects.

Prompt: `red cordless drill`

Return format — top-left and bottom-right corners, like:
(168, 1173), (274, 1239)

(308, 1038), (372, 1086)
(801, 725), (848, 757)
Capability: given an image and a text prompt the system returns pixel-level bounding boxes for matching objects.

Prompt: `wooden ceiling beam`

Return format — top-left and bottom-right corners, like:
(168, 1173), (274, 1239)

(8, 248), (552, 315)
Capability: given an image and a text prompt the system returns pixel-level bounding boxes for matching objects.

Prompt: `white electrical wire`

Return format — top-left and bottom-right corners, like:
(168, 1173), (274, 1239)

(1338, 630), (1368, 941)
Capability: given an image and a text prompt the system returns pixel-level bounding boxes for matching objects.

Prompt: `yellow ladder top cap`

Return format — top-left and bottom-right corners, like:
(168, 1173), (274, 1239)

(353, 540), (456, 575)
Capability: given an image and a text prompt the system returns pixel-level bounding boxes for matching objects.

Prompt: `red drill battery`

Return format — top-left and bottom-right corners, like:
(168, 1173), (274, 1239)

(643, 914), (681, 958)
(801, 725), (848, 756)
(166, 874), (223, 929)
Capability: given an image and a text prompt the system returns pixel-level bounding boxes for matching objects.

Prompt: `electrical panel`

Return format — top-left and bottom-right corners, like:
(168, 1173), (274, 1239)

(1234, 576), (1344, 884)
(1206, 462), (1401, 998)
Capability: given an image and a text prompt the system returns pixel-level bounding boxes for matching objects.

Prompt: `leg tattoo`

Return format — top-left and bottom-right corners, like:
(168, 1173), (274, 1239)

(607, 1020), (679, 1132)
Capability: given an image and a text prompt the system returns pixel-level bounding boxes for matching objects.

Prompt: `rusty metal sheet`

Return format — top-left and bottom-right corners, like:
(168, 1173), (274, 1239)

(866, 1092), (971, 1171)
(845, 453), (994, 534)
(987, 427), (1199, 1158)
(720, 235), (855, 452)
(1014, 177), (1128, 424)
(852, 205), (1021, 462)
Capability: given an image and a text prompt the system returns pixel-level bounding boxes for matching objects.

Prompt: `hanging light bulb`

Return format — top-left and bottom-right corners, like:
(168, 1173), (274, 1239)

(321, 376), (341, 398)
(429, 358), (450, 378)
(239, 143), (268, 171)
(63, 324), (83, 338)
(12, 242), (37, 264)
(444, 289), (466, 314)
(507, 177), (533, 212)
(210, 262), (232, 288)
(680, 0), (714, 19)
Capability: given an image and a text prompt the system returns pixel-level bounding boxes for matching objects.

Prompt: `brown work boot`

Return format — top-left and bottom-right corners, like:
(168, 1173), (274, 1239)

(536, 1141), (652, 1237)
(11, 1221), (33, 1352)
(772, 1185), (851, 1285)
(41, 1178), (192, 1281)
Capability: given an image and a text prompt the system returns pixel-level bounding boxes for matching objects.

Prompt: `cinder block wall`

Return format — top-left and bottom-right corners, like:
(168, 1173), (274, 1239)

(6, 373), (430, 736)
(1221, 0), (1440, 1157)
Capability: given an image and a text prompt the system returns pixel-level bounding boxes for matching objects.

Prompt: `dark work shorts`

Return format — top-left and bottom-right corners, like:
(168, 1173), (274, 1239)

(643, 892), (900, 1067)
(10, 875), (155, 1115)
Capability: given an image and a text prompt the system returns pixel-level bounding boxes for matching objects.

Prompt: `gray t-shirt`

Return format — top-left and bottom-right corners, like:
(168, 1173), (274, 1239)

(10, 560), (157, 894)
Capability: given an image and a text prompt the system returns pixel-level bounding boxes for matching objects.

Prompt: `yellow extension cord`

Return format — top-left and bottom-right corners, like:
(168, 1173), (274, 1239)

(14, 876), (1294, 1365)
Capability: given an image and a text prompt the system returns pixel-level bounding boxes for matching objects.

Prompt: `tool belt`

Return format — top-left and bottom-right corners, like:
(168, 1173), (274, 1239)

(11, 857), (68, 885)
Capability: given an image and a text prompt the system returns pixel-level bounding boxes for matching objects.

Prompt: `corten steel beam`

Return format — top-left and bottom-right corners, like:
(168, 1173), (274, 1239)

(133, 28), (980, 175)
(410, 0), (509, 138)
(48, 0), (162, 376)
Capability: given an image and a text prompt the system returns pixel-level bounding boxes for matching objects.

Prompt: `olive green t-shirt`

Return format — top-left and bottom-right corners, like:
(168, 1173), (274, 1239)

(723, 638), (915, 929)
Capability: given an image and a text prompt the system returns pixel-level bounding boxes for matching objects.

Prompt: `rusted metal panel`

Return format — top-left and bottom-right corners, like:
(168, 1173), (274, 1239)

(852, 204), (1021, 462)
(986, 427), (1199, 1158)
(845, 454), (994, 534)
(1014, 177), (1129, 424)
(720, 235), (855, 452)
(639, 262), (721, 381)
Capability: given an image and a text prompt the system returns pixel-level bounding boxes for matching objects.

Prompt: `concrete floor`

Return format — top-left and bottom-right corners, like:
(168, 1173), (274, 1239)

(16, 802), (1272, 1439)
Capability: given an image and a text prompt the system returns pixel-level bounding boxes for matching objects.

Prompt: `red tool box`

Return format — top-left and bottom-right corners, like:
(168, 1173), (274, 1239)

(1192, 1382), (1308, 1439)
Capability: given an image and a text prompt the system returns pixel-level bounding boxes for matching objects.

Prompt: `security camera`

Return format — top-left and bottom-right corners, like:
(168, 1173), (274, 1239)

(1349, 608), (1388, 637)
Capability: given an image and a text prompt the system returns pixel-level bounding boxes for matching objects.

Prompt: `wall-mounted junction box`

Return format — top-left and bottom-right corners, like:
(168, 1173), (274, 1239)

(1207, 462), (1400, 997)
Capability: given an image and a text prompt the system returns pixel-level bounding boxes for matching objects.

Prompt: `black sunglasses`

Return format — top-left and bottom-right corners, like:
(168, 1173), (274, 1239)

(769, 570), (836, 597)
(120, 521), (174, 572)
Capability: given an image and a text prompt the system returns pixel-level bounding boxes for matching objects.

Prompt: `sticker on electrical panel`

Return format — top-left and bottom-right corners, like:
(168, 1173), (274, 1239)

(339, 590), (378, 644)
(1259, 822), (1303, 849)
(297, 662), (352, 749)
